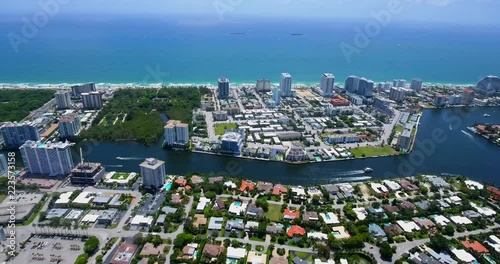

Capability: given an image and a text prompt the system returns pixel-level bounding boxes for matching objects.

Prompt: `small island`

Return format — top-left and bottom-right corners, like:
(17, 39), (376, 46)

(469, 123), (500, 146)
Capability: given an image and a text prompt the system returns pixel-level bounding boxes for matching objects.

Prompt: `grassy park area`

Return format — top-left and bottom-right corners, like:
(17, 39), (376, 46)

(214, 123), (238, 135)
(264, 204), (282, 222)
(350, 146), (398, 158)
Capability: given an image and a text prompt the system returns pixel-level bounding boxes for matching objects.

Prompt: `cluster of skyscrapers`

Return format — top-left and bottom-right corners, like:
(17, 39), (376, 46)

(344, 76), (374, 97)
(476, 75), (500, 96)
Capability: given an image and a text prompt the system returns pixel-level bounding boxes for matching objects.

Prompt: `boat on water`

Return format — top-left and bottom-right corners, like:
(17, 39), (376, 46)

(484, 114), (490, 117)
(364, 167), (373, 173)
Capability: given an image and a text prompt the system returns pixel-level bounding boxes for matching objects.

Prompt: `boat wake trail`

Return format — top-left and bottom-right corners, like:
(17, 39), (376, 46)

(330, 176), (372, 183)
(116, 157), (143, 160)
(461, 130), (475, 140)
(104, 165), (124, 167)
(336, 170), (364, 176)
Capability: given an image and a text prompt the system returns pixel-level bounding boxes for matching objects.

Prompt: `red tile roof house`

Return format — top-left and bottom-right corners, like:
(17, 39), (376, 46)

(283, 208), (300, 220)
(287, 225), (306, 238)
(175, 179), (187, 187)
(461, 240), (489, 254)
(273, 184), (288, 195)
(240, 180), (255, 192)
(202, 244), (225, 258)
(487, 186), (500, 201)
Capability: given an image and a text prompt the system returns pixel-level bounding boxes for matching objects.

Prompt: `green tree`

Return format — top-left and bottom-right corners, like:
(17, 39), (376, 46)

(84, 236), (99, 255)
(379, 242), (393, 259)
(443, 224), (455, 236)
(317, 244), (331, 259)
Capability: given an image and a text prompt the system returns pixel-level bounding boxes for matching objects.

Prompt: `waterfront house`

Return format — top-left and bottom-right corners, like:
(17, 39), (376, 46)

(273, 184), (288, 195)
(240, 180), (255, 192)
(487, 186), (500, 201)
(256, 181), (273, 194)
(399, 179), (420, 191)
(209, 176), (224, 184)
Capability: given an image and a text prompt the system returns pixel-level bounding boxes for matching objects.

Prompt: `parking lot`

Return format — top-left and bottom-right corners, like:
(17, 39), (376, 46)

(15, 235), (86, 264)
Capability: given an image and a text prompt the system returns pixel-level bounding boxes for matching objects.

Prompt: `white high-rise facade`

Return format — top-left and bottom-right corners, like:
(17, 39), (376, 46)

(81, 92), (103, 109)
(55, 90), (72, 109)
(0, 122), (40, 148)
(320, 73), (335, 97)
(140, 158), (166, 189)
(280, 73), (292, 97)
(164, 120), (190, 146)
(393, 79), (407, 88)
(20, 140), (74, 176)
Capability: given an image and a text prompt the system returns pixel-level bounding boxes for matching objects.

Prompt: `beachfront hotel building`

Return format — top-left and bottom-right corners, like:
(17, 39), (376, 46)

(20, 140), (74, 176)
(140, 158), (166, 189)
(71, 83), (96, 96)
(462, 88), (475, 105)
(81, 91), (103, 109)
(433, 94), (447, 107)
(164, 120), (189, 146)
(344, 75), (360, 93)
(58, 112), (81, 138)
(218, 77), (230, 98)
(320, 73), (335, 97)
(55, 90), (72, 109)
(393, 79), (407, 88)
(0, 122), (40, 149)
(410, 78), (423, 92)
(280, 73), (292, 97)
(255, 79), (271, 92)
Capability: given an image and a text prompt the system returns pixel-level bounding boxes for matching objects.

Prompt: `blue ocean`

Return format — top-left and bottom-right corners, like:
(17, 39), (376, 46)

(0, 14), (499, 86)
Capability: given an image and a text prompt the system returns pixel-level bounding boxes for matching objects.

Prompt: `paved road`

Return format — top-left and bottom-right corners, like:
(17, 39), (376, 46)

(364, 223), (500, 263)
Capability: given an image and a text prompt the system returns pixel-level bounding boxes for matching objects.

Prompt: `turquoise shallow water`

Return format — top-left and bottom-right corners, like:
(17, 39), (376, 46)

(0, 15), (499, 86)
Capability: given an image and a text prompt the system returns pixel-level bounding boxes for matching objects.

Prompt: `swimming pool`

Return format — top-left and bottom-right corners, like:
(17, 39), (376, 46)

(164, 183), (172, 190)
(234, 201), (242, 206)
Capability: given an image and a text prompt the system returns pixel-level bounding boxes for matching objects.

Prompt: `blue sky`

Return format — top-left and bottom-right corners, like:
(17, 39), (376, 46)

(2, 0), (499, 25)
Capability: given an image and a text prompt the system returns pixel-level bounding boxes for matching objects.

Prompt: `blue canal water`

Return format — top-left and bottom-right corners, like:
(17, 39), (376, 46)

(63, 107), (500, 186)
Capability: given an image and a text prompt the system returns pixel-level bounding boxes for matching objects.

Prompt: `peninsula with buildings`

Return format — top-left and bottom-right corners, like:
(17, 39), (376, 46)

(469, 123), (500, 146)
(0, 75), (499, 264)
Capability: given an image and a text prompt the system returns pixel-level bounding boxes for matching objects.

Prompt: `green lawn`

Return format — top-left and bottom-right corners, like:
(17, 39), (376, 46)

(265, 204), (282, 222)
(350, 146), (398, 158)
(214, 123), (238, 135)
(0, 195), (6, 203)
(111, 172), (129, 180)
(394, 124), (403, 133)
(290, 251), (312, 261)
